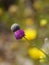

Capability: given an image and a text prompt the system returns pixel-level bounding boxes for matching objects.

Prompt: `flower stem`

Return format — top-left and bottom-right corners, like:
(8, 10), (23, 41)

(24, 37), (33, 44)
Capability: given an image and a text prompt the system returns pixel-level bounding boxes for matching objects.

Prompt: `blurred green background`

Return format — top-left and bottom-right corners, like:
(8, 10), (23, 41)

(0, 0), (49, 65)
(0, 0), (49, 33)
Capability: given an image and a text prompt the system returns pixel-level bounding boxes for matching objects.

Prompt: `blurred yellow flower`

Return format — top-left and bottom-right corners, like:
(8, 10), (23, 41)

(28, 47), (46, 60)
(22, 29), (37, 40)
(0, 8), (3, 16)
(40, 19), (48, 27)
(8, 5), (19, 14)
(25, 18), (34, 26)
(33, 1), (41, 11)
(24, 8), (33, 17)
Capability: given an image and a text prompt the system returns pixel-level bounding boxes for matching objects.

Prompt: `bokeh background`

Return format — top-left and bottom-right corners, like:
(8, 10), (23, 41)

(0, 0), (49, 65)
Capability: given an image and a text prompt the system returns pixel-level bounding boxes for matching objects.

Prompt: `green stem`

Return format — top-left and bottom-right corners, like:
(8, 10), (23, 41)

(24, 37), (33, 44)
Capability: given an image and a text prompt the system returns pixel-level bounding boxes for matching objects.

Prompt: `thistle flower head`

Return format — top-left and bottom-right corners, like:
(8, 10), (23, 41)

(14, 30), (25, 40)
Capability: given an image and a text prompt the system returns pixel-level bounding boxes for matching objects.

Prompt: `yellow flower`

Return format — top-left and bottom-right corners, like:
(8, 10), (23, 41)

(25, 18), (34, 26)
(24, 8), (33, 17)
(28, 47), (46, 60)
(24, 29), (37, 40)
(8, 5), (18, 14)
(0, 8), (3, 16)
(40, 19), (48, 27)
(33, 1), (41, 11)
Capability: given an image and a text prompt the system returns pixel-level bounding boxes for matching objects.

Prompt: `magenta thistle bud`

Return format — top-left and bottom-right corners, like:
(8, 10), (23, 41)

(14, 30), (25, 40)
